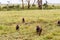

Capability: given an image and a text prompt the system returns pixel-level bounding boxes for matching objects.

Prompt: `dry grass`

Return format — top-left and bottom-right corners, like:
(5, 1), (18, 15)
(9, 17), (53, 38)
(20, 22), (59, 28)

(0, 10), (60, 40)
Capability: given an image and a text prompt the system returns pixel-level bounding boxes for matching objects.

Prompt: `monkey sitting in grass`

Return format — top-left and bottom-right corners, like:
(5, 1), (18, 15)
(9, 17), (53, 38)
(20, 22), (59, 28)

(57, 20), (60, 26)
(16, 24), (19, 30)
(22, 18), (25, 23)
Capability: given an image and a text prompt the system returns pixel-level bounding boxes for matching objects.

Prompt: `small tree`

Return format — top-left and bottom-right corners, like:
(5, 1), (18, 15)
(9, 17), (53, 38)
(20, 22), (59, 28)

(32, 0), (36, 6)
(52, 5), (54, 7)
(43, 0), (48, 9)
(22, 0), (24, 9)
(0, 2), (1, 10)
(27, 0), (30, 9)
(7, 1), (10, 10)
(38, 0), (42, 9)
(45, 0), (48, 8)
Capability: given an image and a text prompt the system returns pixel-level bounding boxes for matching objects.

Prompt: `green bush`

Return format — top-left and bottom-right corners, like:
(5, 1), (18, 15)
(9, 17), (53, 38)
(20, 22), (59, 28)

(0, 26), (3, 30)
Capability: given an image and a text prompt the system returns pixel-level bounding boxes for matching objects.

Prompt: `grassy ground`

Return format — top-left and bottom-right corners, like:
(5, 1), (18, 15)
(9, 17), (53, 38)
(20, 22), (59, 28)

(0, 9), (60, 40)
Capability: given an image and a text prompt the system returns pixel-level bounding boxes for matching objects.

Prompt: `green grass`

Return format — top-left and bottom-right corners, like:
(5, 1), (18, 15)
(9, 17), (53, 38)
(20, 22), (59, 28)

(0, 10), (60, 40)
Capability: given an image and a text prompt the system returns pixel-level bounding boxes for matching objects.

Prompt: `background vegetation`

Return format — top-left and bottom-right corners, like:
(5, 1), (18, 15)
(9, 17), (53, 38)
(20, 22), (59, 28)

(0, 0), (60, 11)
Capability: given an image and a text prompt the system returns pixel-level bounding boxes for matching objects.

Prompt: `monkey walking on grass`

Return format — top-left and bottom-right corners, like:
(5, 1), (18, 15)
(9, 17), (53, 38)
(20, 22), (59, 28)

(36, 26), (42, 36)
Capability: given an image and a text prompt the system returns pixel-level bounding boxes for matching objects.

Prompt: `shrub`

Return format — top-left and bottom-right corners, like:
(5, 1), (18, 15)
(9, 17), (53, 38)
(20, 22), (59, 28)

(0, 26), (3, 30)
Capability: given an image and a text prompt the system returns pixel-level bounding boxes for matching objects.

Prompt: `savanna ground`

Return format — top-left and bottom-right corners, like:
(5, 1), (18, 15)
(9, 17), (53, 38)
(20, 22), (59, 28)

(0, 9), (60, 40)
